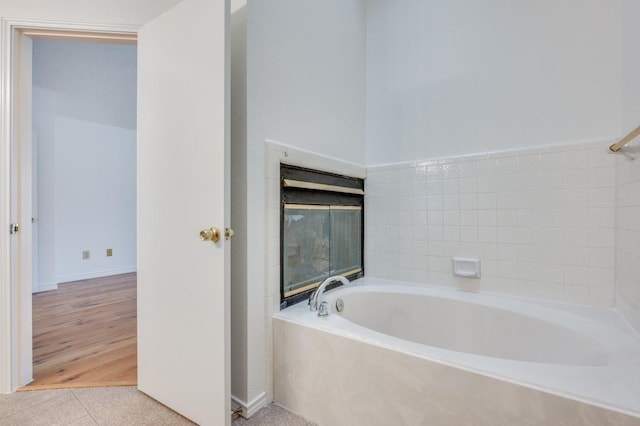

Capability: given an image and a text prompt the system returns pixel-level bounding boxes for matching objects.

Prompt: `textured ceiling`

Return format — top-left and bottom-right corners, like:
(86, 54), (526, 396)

(33, 39), (137, 130)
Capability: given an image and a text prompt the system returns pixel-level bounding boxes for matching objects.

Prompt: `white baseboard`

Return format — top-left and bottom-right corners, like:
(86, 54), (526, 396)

(33, 282), (58, 293)
(57, 267), (137, 284)
(231, 392), (267, 419)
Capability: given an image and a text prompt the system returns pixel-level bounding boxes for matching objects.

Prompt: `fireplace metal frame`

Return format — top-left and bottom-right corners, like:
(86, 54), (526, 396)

(280, 164), (365, 308)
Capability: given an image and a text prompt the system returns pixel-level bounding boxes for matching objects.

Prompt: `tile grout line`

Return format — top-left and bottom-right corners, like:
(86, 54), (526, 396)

(70, 389), (100, 425)
(0, 389), (70, 420)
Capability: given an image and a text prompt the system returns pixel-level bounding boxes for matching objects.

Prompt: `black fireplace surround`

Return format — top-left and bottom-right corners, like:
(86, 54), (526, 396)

(280, 164), (364, 308)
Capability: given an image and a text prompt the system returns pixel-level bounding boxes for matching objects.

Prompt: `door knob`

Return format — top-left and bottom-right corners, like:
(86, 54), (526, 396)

(200, 227), (220, 243)
(225, 228), (235, 240)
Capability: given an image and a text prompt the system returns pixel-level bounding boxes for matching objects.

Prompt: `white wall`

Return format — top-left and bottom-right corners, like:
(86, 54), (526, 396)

(246, 0), (367, 407)
(32, 87), (57, 290)
(621, 0), (640, 133)
(365, 0), (621, 165)
(32, 40), (137, 286)
(248, 0), (366, 165)
(617, 0), (640, 334)
(53, 116), (136, 281)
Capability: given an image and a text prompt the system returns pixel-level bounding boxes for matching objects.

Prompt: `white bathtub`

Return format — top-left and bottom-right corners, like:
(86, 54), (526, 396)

(274, 277), (640, 425)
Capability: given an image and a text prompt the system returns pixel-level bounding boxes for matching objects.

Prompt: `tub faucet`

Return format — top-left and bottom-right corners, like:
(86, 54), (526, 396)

(309, 275), (350, 315)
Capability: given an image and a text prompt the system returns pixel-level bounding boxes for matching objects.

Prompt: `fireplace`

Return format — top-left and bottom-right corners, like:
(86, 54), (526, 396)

(280, 164), (364, 307)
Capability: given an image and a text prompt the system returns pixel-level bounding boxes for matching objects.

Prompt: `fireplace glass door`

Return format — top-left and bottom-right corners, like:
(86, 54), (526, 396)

(283, 204), (362, 298)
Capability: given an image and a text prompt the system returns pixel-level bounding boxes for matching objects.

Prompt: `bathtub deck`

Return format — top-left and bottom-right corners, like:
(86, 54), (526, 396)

(274, 277), (640, 422)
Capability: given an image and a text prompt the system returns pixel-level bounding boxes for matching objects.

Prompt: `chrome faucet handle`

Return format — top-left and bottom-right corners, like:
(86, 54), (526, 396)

(309, 275), (349, 313)
(309, 290), (318, 311)
(318, 301), (329, 317)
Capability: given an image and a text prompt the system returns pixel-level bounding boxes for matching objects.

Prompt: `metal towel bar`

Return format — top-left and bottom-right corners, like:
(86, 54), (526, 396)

(609, 125), (640, 152)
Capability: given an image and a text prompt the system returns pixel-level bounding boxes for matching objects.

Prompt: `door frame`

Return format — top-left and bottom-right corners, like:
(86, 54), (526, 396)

(0, 18), (139, 393)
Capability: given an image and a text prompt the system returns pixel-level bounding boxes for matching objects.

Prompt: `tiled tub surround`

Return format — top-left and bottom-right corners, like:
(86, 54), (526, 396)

(274, 278), (640, 425)
(366, 140), (617, 307)
(616, 147), (640, 334)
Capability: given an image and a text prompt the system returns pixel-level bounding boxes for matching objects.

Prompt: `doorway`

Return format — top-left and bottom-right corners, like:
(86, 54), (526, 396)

(3, 4), (232, 422)
(14, 32), (139, 390)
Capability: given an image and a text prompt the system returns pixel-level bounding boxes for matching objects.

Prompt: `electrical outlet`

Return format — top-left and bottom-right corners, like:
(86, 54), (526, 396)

(106, 248), (113, 257)
(82, 250), (90, 260)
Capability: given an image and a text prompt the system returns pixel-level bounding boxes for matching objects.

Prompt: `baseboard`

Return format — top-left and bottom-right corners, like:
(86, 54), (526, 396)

(57, 267), (137, 284)
(231, 392), (267, 419)
(33, 282), (58, 293)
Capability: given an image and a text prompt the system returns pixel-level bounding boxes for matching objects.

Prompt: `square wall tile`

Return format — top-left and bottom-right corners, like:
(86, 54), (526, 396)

(364, 140), (618, 308)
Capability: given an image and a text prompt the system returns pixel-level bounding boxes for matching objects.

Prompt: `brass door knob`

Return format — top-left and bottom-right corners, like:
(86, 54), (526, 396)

(225, 228), (235, 240)
(200, 227), (220, 243)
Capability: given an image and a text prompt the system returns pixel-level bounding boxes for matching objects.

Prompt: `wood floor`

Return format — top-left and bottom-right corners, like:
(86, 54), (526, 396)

(20, 273), (137, 390)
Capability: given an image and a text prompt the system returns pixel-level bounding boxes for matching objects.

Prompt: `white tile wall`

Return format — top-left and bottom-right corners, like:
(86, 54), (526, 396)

(366, 141), (617, 307)
(616, 149), (640, 333)
(263, 138), (630, 400)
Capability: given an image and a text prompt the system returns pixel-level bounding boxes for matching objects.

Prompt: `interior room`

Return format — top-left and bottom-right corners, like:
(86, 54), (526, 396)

(237, 0), (640, 424)
(26, 38), (137, 389)
(1, 0), (640, 425)
(31, 38), (137, 295)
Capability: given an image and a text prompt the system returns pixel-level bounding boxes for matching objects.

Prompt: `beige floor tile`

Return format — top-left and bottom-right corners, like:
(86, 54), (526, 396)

(67, 414), (98, 425)
(1, 390), (88, 426)
(0, 388), (71, 419)
(72, 386), (195, 426)
(1, 387), (312, 425)
(233, 404), (316, 426)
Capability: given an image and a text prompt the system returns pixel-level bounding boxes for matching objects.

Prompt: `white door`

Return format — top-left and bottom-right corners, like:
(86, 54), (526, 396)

(137, 0), (230, 424)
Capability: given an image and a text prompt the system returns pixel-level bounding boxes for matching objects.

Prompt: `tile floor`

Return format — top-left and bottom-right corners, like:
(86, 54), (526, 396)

(0, 386), (313, 425)
(233, 403), (315, 426)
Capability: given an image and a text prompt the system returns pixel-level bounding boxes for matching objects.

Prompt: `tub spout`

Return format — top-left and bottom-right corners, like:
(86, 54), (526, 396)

(309, 275), (350, 314)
